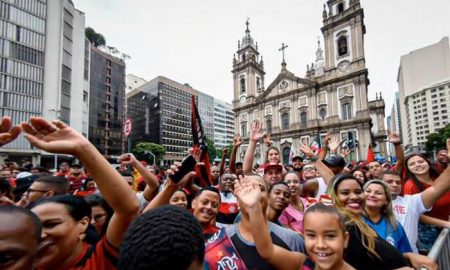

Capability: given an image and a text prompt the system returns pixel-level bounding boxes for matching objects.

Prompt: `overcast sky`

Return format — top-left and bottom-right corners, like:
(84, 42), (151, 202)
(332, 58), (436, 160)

(75, 0), (450, 116)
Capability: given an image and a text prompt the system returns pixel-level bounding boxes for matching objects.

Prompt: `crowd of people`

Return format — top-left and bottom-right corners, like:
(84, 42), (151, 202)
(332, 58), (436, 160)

(0, 116), (449, 270)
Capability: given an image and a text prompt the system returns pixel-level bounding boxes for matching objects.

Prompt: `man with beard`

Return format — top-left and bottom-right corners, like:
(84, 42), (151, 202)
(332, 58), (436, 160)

(216, 173), (239, 228)
(291, 156), (303, 175)
(434, 147), (449, 174)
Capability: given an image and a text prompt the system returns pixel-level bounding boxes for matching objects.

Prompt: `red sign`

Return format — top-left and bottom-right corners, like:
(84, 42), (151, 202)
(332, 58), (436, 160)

(124, 118), (132, 137)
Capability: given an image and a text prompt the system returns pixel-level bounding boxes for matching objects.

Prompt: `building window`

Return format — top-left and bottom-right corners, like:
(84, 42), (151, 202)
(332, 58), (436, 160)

(341, 103), (352, 120)
(241, 123), (247, 137)
(256, 77), (261, 92)
(266, 119), (272, 134)
(337, 2), (344, 14)
(300, 112), (307, 128)
(282, 147), (290, 164)
(281, 113), (289, 131)
(240, 77), (246, 93)
(319, 108), (327, 119)
(338, 36), (348, 56)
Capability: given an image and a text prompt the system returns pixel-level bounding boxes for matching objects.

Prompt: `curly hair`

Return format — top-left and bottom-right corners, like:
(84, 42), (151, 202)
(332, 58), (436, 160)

(118, 205), (204, 270)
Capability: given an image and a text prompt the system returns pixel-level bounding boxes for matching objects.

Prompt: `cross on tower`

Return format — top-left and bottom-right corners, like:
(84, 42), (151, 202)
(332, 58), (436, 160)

(279, 43), (288, 63)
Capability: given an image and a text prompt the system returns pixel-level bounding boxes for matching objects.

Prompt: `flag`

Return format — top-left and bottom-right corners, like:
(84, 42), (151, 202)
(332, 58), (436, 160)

(310, 134), (322, 155)
(191, 96), (212, 187)
(367, 144), (375, 162)
(289, 143), (296, 164)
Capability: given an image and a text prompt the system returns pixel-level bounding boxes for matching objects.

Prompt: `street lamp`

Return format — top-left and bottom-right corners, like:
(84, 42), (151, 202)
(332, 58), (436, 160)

(144, 151), (156, 165)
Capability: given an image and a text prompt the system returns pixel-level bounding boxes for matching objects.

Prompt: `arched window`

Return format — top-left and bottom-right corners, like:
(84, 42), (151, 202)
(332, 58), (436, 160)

(240, 77), (246, 93)
(300, 112), (307, 128)
(282, 147), (290, 164)
(256, 77), (261, 92)
(266, 119), (272, 134)
(338, 36), (348, 56)
(342, 103), (352, 120)
(281, 113), (289, 131)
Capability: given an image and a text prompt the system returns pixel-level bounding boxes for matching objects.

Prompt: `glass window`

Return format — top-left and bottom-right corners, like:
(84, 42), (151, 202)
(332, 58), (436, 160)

(338, 36), (348, 56)
(300, 112), (307, 127)
(266, 119), (272, 134)
(341, 103), (352, 120)
(282, 147), (290, 164)
(281, 113), (289, 130)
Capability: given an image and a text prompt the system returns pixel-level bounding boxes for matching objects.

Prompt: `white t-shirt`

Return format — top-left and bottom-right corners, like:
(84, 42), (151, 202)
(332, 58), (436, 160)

(314, 177), (327, 200)
(392, 193), (430, 253)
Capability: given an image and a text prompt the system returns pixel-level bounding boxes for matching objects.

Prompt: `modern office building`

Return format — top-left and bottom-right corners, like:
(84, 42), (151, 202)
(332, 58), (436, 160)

(213, 98), (234, 150)
(398, 37), (450, 149)
(127, 76), (233, 165)
(0, 0), (88, 165)
(126, 74), (146, 93)
(127, 76), (197, 164)
(232, 0), (386, 163)
(88, 45), (126, 157)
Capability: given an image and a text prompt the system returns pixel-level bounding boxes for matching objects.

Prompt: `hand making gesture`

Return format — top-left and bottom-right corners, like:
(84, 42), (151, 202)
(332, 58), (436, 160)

(0, 116), (21, 147)
(249, 119), (264, 142)
(233, 134), (244, 148)
(234, 175), (261, 209)
(387, 131), (401, 145)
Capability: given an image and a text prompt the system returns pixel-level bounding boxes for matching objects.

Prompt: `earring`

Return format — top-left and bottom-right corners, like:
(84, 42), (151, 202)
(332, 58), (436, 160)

(79, 233), (86, 241)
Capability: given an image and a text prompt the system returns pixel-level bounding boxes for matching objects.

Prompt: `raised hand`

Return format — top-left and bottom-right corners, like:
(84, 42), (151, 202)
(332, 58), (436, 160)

(329, 137), (340, 154)
(387, 132), (401, 145)
(118, 153), (138, 166)
(166, 161), (196, 186)
(234, 175), (261, 208)
(249, 119), (265, 142)
(222, 148), (228, 156)
(300, 144), (315, 159)
(323, 130), (331, 145)
(233, 134), (244, 147)
(0, 116), (21, 147)
(188, 146), (201, 162)
(21, 117), (90, 156)
(340, 148), (352, 158)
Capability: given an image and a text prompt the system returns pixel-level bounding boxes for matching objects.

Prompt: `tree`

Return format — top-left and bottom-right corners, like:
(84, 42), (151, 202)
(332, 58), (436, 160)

(132, 142), (166, 165)
(85, 27), (106, 47)
(425, 124), (450, 152)
(205, 137), (217, 163)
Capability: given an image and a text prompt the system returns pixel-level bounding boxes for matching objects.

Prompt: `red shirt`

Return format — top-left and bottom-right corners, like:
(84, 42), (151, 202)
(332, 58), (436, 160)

(403, 179), (450, 221)
(37, 237), (119, 270)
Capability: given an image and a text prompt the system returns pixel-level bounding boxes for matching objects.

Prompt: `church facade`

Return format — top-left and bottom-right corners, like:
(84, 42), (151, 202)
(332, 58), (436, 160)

(232, 0), (387, 164)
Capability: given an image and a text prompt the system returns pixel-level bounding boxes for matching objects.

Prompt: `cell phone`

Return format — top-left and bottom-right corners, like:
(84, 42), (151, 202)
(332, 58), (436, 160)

(170, 155), (197, 183)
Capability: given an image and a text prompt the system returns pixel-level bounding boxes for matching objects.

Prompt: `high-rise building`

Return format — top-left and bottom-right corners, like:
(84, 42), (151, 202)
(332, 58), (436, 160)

(232, 0), (385, 163)
(213, 99), (234, 150)
(0, 0), (88, 165)
(88, 45), (126, 157)
(126, 74), (146, 93)
(398, 37), (450, 150)
(127, 76), (233, 165)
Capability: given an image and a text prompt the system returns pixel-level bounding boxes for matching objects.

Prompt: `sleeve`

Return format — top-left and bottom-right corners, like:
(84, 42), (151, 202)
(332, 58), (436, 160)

(403, 180), (418, 195)
(136, 192), (149, 211)
(411, 193), (430, 215)
(93, 237), (119, 269)
(396, 222), (413, 253)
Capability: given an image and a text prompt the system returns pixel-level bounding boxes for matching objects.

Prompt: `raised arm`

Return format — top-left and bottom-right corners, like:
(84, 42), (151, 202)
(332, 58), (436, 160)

(229, 134), (243, 174)
(21, 117), (140, 248)
(243, 120), (264, 174)
(388, 132), (404, 174)
(421, 138), (450, 209)
(301, 144), (335, 185)
(318, 131), (331, 161)
(234, 176), (306, 270)
(219, 148), (228, 176)
(119, 153), (160, 202)
(0, 116), (21, 147)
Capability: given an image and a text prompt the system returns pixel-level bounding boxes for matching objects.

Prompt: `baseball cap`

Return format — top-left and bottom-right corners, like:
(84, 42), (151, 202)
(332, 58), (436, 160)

(263, 162), (283, 173)
(322, 155), (346, 168)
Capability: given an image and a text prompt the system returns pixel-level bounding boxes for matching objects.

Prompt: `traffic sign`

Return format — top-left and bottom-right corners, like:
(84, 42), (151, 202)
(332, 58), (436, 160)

(124, 118), (132, 137)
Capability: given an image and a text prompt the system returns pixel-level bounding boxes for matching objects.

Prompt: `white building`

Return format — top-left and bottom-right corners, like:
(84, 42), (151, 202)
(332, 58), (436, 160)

(213, 99), (234, 150)
(126, 74), (147, 93)
(398, 37), (450, 149)
(0, 0), (88, 164)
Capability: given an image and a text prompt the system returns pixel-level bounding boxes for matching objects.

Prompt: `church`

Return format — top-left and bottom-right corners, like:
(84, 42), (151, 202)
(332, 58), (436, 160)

(232, 0), (387, 164)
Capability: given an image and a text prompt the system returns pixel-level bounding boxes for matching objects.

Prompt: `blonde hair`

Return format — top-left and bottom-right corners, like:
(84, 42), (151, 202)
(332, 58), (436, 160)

(363, 180), (397, 230)
(328, 174), (380, 259)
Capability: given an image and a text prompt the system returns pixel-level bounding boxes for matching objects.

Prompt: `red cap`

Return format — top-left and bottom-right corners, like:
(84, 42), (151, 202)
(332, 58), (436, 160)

(263, 162), (283, 173)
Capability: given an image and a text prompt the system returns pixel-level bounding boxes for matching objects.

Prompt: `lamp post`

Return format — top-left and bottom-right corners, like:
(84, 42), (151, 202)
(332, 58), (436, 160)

(145, 151), (156, 166)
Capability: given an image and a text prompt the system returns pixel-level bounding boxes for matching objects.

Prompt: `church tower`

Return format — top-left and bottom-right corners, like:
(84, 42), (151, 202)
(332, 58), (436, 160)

(232, 19), (265, 107)
(321, 0), (366, 73)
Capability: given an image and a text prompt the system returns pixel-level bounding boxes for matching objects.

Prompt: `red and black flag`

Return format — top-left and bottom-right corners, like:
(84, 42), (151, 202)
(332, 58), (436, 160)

(191, 96), (212, 187)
